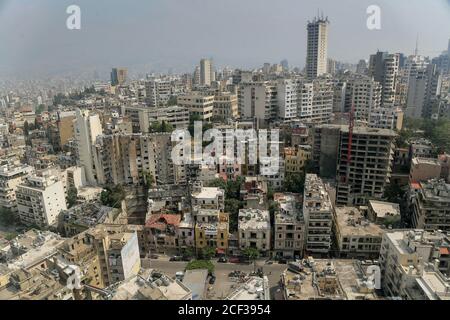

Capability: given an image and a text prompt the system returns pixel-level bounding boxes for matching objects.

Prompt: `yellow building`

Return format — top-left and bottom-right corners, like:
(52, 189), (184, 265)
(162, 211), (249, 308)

(284, 145), (312, 173)
(194, 209), (229, 254)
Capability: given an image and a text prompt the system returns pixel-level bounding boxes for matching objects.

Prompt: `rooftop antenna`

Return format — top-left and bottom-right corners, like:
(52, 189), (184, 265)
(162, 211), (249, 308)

(414, 33), (419, 56)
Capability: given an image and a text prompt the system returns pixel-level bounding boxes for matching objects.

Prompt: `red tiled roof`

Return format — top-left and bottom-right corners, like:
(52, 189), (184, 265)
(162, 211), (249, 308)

(145, 214), (181, 229)
(410, 182), (422, 190)
(440, 247), (450, 255)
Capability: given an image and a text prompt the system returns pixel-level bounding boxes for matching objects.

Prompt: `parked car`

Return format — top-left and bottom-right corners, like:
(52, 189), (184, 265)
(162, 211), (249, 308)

(218, 257), (228, 263)
(278, 258), (288, 264)
(181, 256), (192, 262)
(209, 275), (216, 284)
(149, 254), (159, 259)
(169, 255), (183, 261)
(229, 256), (240, 263)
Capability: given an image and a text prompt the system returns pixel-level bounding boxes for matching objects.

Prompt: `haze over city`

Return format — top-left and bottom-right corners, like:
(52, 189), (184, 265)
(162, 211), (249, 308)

(1, 0), (450, 78)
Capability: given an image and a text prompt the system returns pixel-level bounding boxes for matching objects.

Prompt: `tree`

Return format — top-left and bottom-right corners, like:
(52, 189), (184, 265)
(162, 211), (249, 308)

(0, 207), (15, 226)
(225, 198), (243, 232)
(284, 173), (305, 193)
(35, 104), (46, 115)
(182, 247), (195, 258)
(66, 187), (78, 208)
(242, 247), (260, 271)
(100, 185), (126, 208)
(200, 246), (216, 260)
(383, 184), (405, 203)
(143, 171), (155, 189)
(186, 260), (215, 274)
(23, 121), (29, 137)
(149, 121), (174, 133)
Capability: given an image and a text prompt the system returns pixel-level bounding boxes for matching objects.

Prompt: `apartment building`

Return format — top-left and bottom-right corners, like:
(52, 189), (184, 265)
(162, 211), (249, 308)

(122, 104), (189, 133)
(303, 174), (333, 255)
(111, 68), (127, 86)
(405, 64), (442, 119)
(409, 138), (435, 159)
(311, 124), (342, 178)
(297, 77), (334, 124)
(86, 227), (141, 287)
(367, 200), (401, 225)
(58, 226), (141, 288)
(148, 105), (190, 129)
(273, 193), (305, 258)
(144, 214), (181, 254)
(191, 182), (225, 211)
(368, 52), (400, 108)
(306, 15), (329, 79)
(238, 82), (277, 126)
(409, 157), (441, 183)
(94, 133), (176, 186)
(145, 79), (173, 107)
(194, 209), (229, 254)
(380, 230), (450, 299)
(368, 107), (403, 131)
(16, 172), (67, 227)
(0, 161), (34, 215)
(333, 206), (383, 259)
(410, 179), (450, 231)
(284, 145), (312, 173)
(178, 93), (214, 121)
(238, 209), (271, 255)
(336, 127), (396, 206)
(339, 74), (382, 122)
(213, 92), (238, 120)
(74, 109), (103, 185)
(277, 79), (299, 120)
(200, 59), (215, 86)
(59, 202), (121, 237)
(108, 269), (192, 300)
(177, 212), (195, 250)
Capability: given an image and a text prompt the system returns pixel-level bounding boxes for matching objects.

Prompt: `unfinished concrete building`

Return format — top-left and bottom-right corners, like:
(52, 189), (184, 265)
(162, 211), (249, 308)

(336, 127), (396, 206)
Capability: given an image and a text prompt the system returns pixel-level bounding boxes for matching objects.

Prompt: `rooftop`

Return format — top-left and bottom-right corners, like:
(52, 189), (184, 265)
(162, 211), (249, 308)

(2, 230), (64, 271)
(282, 259), (380, 300)
(238, 209), (270, 231)
(274, 193), (304, 225)
(110, 269), (191, 300)
(368, 200), (401, 218)
(182, 269), (208, 300)
(226, 276), (270, 300)
(335, 207), (383, 237)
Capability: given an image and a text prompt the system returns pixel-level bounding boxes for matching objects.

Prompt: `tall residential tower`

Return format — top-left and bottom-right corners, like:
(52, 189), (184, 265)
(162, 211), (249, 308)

(306, 15), (329, 79)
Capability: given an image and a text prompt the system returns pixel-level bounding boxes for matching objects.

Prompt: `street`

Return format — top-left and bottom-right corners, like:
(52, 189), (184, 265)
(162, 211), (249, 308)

(145, 258), (287, 300)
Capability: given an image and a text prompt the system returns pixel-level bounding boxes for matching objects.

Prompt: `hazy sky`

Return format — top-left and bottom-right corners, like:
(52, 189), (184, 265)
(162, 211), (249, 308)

(0, 0), (449, 78)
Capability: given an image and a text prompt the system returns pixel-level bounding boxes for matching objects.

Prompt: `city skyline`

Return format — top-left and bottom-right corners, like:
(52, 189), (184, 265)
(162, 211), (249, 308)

(0, 0), (450, 78)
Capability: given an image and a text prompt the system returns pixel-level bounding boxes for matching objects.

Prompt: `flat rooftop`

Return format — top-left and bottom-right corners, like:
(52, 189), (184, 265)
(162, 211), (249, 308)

(369, 200), (400, 218)
(239, 209), (270, 231)
(335, 207), (383, 237)
(282, 259), (380, 300)
(226, 276), (270, 300)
